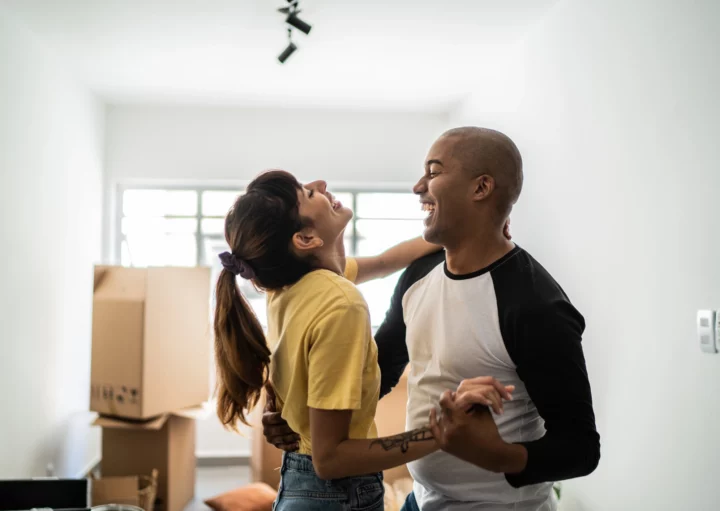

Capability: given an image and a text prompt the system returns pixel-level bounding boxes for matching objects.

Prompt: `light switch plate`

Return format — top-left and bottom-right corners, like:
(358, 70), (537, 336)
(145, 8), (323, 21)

(698, 310), (717, 354)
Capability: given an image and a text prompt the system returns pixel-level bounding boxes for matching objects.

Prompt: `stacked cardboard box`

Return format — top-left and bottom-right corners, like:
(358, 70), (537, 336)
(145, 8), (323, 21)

(90, 266), (212, 511)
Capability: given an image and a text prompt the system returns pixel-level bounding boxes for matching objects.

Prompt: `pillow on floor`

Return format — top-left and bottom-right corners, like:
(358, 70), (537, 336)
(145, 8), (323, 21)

(204, 482), (277, 511)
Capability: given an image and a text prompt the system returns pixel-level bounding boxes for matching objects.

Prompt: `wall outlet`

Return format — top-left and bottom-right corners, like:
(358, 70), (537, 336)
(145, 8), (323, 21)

(697, 310), (717, 354)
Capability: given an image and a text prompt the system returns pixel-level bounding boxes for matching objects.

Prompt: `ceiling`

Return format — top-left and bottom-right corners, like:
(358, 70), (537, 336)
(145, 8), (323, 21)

(2, 0), (558, 111)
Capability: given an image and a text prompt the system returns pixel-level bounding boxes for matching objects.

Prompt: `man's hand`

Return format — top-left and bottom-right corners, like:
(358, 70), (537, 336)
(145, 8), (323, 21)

(454, 376), (515, 415)
(262, 383), (300, 452)
(429, 391), (527, 474)
(503, 218), (512, 240)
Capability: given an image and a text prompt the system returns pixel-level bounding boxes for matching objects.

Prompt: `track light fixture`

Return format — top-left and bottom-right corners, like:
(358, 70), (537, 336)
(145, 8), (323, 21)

(276, 0), (312, 63)
(278, 29), (298, 64)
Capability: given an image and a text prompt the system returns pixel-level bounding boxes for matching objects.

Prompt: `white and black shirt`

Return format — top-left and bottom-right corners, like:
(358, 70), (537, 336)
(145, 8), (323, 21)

(375, 246), (600, 511)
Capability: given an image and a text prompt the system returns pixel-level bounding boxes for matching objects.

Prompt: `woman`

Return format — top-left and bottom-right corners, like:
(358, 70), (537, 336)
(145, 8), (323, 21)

(213, 170), (442, 510)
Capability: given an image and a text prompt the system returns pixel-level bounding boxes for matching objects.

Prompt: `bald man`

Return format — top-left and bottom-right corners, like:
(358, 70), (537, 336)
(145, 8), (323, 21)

(263, 127), (599, 510)
(374, 127), (599, 510)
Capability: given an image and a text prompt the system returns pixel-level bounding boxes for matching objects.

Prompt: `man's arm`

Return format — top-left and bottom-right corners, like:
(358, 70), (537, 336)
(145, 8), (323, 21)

(375, 265), (411, 398)
(375, 249), (446, 397)
(504, 300), (600, 487)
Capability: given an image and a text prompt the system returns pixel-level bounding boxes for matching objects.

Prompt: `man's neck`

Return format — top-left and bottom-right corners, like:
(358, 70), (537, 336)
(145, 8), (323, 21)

(444, 230), (515, 276)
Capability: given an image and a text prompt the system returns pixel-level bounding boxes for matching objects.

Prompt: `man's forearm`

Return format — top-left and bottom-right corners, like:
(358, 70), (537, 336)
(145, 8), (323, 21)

(459, 433), (528, 474)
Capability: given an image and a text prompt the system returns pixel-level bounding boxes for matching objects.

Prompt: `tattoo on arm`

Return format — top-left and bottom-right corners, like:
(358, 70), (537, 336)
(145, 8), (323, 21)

(369, 427), (434, 454)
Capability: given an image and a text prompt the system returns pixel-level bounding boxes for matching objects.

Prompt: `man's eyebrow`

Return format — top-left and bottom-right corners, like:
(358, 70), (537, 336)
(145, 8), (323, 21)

(426, 159), (444, 167)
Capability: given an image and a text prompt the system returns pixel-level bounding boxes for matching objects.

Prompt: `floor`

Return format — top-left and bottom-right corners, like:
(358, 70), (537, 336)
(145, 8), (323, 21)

(184, 464), (252, 511)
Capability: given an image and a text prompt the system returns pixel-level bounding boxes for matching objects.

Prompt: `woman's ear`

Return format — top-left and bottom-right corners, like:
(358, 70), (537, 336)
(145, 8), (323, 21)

(291, 229), (324, 254)
(472, 174), (495, 202)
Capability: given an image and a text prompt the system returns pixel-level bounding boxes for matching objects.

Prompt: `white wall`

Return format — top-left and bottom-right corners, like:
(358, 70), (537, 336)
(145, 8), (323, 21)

(0, 11), (104, 478)
(105, 104), (448, 457)
(455, 0), (720, 509)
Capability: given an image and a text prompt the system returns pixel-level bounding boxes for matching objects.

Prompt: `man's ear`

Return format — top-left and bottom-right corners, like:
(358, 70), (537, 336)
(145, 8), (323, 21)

(472, 174), (495, 202)
(291, 229), (324, 254)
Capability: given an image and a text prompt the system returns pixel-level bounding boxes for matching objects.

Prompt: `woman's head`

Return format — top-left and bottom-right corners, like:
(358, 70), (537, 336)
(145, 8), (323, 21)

(213, 170), (352, 429)
(223, 171), (352, 289)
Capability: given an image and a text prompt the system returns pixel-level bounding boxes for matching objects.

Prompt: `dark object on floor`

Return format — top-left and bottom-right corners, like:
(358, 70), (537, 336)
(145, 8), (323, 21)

(0, 478), (89, 510)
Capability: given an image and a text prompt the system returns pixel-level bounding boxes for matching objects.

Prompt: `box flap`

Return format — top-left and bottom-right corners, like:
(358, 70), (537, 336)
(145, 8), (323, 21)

(93, 265), (147, 302)
(93, 414), (169, 430)
(171, 403), (212, 420)
(91, 476), (140, 506)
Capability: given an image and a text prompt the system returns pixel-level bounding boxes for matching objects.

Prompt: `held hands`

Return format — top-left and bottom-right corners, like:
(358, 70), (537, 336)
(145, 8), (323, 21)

(262, 383), (300, 452)
(454, 376), (515, 415)
(429, 378), (527, 474)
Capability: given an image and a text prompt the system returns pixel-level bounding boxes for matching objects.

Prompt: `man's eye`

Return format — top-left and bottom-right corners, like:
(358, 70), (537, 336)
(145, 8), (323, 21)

(429, 171), (439, 177)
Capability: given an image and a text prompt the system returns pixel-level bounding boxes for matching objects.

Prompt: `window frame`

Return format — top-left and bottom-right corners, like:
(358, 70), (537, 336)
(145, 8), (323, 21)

(114, 183), (421, 269)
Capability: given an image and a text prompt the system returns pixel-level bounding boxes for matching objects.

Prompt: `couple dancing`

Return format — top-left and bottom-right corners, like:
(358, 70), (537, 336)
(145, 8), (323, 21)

(213, 127), (600, 511)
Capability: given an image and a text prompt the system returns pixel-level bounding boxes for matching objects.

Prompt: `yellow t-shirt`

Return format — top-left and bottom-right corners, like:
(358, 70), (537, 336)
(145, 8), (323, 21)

(266, 258), (380, 455)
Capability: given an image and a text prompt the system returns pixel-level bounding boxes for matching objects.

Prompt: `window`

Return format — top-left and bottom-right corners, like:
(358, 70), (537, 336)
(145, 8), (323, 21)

(117, 187), (424, 327)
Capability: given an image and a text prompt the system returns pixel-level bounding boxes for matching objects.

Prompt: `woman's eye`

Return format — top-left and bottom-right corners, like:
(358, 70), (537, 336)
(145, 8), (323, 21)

(308, 189), (314, 198)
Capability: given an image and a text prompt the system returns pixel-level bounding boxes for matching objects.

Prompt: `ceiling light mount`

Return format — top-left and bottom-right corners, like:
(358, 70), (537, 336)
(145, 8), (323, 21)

(276, 0), (312, 64)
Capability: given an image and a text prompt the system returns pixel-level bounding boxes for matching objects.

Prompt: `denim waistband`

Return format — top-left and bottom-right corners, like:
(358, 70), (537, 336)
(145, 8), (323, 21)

(281, 451), (383, 481)
(282, 451), (316, 473)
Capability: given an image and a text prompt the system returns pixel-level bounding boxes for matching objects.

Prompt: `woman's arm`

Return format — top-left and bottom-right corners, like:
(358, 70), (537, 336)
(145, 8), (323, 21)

(354, 237), (441, 285)
(309, 408), (437, 480)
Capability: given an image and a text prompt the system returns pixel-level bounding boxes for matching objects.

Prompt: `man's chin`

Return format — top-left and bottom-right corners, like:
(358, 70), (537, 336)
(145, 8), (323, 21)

(422, 227), (441, 245)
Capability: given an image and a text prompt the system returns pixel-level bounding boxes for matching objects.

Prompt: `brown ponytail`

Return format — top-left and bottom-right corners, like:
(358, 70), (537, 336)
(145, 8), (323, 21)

(214, 268), (270, 428)
(214, 170), (314, 430)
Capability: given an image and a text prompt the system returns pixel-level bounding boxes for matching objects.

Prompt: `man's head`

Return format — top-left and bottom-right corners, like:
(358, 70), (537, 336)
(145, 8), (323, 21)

(413, 127), (523, 246)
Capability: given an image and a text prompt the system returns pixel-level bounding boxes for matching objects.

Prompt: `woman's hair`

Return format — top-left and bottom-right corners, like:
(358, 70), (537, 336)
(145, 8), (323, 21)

(214, 170), (314, 429)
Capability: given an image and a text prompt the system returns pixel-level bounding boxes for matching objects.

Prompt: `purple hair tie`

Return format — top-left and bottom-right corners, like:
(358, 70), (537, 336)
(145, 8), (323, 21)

(218, 251), (256, 280)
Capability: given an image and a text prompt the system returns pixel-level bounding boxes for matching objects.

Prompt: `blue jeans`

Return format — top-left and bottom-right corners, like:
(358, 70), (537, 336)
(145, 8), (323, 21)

(273, 452), (385, 510)
(400, 492), (419, 511)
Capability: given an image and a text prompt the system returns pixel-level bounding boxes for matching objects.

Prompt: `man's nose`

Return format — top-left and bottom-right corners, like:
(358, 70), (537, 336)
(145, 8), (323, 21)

(413, 177), (427, 195)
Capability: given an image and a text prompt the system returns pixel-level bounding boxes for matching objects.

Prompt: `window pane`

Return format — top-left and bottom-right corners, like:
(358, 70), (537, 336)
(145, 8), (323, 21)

(355, 219), (425, 256)
(122, 217), (197, 235)
(357, 275), (401, 327)
(122, 190), (197, 217)
(201, 218), (225, 235)
(124, 234), (197, 267)
(356, 193), (424, 220)
(202, 191), (243, 217)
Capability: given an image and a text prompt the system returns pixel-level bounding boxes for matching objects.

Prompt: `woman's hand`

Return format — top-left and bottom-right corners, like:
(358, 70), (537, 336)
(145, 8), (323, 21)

(453, 376), (515, 415)
(262, 383), (300, 451)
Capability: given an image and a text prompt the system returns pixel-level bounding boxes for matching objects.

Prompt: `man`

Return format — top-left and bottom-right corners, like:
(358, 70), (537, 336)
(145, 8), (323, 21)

(265, 127), (600, 510)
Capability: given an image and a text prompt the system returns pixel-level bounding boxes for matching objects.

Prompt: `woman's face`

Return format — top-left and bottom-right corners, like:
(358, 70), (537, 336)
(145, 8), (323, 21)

(296, 180), (353, 246)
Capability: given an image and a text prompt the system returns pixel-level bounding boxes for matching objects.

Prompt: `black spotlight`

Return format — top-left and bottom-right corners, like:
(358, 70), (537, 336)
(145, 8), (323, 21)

(286, 12), (312, 35)
(278, 41), (298, 64)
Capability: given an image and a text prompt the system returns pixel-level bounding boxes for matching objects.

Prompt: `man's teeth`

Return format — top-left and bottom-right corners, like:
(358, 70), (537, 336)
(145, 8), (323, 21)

(421, 203), (436, 213)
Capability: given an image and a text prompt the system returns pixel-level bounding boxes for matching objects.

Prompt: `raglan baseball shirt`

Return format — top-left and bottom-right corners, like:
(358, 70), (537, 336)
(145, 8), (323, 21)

(374, 246), (600, 511)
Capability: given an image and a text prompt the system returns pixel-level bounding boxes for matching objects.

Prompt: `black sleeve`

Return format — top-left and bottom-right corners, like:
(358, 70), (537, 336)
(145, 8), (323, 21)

(375, 268), (410, 399)
(375, 250), (445, 399)
(504, 300), (601, 487)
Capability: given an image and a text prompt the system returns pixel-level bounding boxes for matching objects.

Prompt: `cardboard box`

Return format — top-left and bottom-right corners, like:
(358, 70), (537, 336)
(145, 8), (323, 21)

(91, 266), (211, 419)
(250, 371), (410, 487)
(95, 408), (206, 511)
(91, 470), (158, 509)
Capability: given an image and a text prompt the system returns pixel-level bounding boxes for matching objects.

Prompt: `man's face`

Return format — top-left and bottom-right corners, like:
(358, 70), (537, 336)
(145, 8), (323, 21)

(413, 136), (476, 246)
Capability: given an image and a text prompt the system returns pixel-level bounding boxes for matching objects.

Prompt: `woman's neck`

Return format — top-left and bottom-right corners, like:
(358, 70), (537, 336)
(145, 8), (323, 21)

(313, 236), (346, 275)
